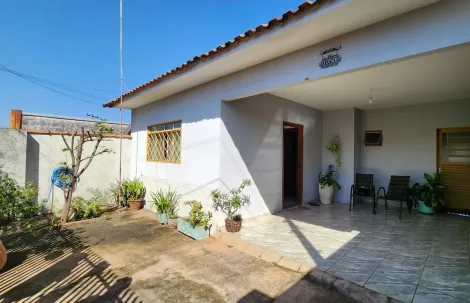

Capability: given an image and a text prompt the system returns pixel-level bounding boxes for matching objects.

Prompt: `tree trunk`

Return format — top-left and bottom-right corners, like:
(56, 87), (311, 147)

(60, 191), (73, 226)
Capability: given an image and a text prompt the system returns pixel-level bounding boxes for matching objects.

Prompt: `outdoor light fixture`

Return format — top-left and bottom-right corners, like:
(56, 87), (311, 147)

(368, 88), (373, 104)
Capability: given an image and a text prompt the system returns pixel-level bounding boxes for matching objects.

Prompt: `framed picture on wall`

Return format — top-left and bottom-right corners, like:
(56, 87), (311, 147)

(364, 130), (382, 146)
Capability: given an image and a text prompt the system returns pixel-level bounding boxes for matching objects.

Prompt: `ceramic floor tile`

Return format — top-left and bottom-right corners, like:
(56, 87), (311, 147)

(413, 286), (467, 303)
(420, 266), (470, 301)
(365, 281), (417, 303)
(367, 270), (420, 285)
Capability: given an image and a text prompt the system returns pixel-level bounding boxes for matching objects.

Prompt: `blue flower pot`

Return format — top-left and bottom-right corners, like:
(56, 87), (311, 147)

(156, 213), (169, 225)
(177, 218), (210, 240)
(418, 201), (435, 215)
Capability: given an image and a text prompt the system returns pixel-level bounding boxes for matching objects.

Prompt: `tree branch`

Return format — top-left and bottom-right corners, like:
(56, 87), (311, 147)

(77, 134), (102, 177)
(61, 134), (74, 164)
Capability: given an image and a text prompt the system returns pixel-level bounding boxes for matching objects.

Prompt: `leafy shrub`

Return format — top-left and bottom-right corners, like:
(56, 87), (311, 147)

(151, 187), (180, 215)
(0, 173), (41, 227)
(109, 181), (123, 205)
(211, 179), (251, 220)
(71, 196), (102, 220)
(319, 170), (341, 190)
(122, 179), (146, 200)
(184, 200), (212, 229)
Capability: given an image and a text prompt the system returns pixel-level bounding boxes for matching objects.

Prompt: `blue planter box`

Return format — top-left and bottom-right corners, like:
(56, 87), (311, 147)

(177, 218), (210, 240)
(156, 213), (169, 225)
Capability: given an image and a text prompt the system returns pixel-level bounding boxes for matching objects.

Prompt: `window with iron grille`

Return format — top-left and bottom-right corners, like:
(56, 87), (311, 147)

(147, 121), (182, 163)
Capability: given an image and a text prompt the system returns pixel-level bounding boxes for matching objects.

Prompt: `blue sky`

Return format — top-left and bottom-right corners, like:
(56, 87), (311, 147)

(0, 0), (303, 127)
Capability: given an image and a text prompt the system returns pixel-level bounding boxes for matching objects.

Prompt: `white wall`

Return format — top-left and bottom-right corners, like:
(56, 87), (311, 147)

(361, 99), (470, 190)
(0, 129), (27, 184)
(26, 134), (131, 213)
(130, 86), (222, 223)
(322, 109), (356, 202)
(221, 94), (323, 217)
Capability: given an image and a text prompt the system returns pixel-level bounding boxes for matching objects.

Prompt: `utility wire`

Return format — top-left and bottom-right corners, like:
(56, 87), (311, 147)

(0, 64), (109, 100)
(0, 65), (108, 105)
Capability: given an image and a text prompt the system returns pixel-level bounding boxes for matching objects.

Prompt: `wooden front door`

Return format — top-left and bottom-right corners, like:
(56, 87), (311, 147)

(438, 128), (470, 212)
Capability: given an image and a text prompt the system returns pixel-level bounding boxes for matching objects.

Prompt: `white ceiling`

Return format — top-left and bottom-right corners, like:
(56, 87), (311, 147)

(270, 43), (470, 110)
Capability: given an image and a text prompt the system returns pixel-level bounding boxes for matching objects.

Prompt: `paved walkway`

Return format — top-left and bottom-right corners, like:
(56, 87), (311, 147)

(230, 203), (470, 303)
(0, 210), (352, 303)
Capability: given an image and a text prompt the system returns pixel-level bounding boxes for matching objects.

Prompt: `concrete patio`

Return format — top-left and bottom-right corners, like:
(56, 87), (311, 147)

(229, 203), (470, 303)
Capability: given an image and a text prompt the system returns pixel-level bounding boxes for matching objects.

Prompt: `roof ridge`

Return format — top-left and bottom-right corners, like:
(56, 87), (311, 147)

(104, 0), (331, 108)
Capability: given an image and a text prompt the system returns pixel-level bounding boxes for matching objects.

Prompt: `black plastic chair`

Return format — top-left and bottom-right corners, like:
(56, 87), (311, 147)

(350, 174), (375, 214)
(376, 176), (411, 219)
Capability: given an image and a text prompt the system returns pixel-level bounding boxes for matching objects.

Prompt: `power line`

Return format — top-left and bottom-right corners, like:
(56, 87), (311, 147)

(0, 64), (109, 100)
(0, 65), (108, 105)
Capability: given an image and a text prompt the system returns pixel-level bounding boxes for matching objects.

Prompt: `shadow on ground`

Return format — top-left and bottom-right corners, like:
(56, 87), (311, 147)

(0, 218), (141, 303)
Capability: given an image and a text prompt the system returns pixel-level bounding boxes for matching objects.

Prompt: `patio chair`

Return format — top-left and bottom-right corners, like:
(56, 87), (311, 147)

(349, 174), (375, 214)
(376, 175), (411, 219)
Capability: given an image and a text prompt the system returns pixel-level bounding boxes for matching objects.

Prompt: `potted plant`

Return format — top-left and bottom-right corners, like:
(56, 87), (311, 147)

(319, 170), (341, 204)
(410, 173), (447, 214)
(211, 179), (252, 233)
(178, 201), (212, 240)
(123, 179), (146, 210)
(150, 187), (180, 225)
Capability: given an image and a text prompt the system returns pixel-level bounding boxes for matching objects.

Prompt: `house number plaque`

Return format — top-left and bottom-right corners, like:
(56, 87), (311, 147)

(319, 46), (342, 69)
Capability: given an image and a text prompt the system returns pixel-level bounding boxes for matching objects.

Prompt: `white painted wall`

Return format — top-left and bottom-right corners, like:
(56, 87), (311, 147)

(130, 86), (223, 225)
(361, 99), (470, 190)
(322, 109), (356, 202)
(26, 134), (131, 213)
(0, 129), (27, 184)
(220, 93), (322, 218)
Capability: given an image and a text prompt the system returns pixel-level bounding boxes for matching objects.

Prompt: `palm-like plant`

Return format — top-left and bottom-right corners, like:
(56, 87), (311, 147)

(122, 179), (146, 200)
(150, 187), (180, 215)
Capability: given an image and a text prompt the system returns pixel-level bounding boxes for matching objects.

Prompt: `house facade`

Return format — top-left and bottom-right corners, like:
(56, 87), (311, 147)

(105, 0), (470, 228)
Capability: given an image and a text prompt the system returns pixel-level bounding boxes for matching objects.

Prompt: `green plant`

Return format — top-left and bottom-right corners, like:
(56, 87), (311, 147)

(109, 181), (123, 205)
(0, 173), (41, 228)
(211, 179), (252, 220)
(410, 173), (447, 209)
(326, 135), (341, 169)
(71, 196), (102, 220)
(184, 200), (212, 229)
(123, 179), (146, 200)
(87, 188), (109, 206)
(232, 214), (242, 222)
(319, 170), (341, 190)
(150, 187), (180, 215)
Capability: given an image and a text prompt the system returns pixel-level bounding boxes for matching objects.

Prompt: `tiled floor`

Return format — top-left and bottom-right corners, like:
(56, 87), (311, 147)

(230, 203), (470, 302)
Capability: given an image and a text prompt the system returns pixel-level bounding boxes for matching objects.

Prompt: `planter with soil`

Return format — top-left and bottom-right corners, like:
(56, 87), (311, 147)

(156, 213), (169, 225)
(128, 199), (144, 211)
(225, 219), (242, 233)
(177, 218), (210, 240)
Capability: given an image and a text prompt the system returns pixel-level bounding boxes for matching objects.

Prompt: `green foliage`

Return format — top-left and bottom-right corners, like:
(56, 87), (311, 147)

(326, 135), (341, 169)
(410, 173), (447, 209)
(91, 118), (115, 134)
(211, 179), (252, 220)
(122, 179), (146, 200)
(87, 187), (109, 205)
(70, 193), (104, 221)
(0, 173), (41, 228)
(232, 214), (242, 222)
(319, 170), (341, 191)
(151, 187), (180, 216)
(109, 181), (123, 205)
(184, 200), (212, 229)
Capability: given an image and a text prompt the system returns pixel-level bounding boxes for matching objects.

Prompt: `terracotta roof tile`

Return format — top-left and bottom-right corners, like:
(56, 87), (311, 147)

(104, 0), (331, 108)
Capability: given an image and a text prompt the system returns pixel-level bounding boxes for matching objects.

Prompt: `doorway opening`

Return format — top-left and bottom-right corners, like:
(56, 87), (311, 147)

(282, 122), (303, 209)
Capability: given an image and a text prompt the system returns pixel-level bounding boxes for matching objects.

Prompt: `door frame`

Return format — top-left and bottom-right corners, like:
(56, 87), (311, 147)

(282, 121), (304, 209)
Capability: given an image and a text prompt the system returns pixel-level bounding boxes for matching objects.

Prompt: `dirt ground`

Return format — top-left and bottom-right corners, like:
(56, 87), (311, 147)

(0, 210), (354, 303)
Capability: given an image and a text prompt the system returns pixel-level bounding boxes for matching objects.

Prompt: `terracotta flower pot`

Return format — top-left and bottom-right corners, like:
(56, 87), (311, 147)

(128, 199), (143, 211)
(225, 219), (242, 233)
(0, 240), (7, 272)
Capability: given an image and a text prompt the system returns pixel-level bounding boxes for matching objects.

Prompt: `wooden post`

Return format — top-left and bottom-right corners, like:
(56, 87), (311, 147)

(10, 109), (22, 129)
